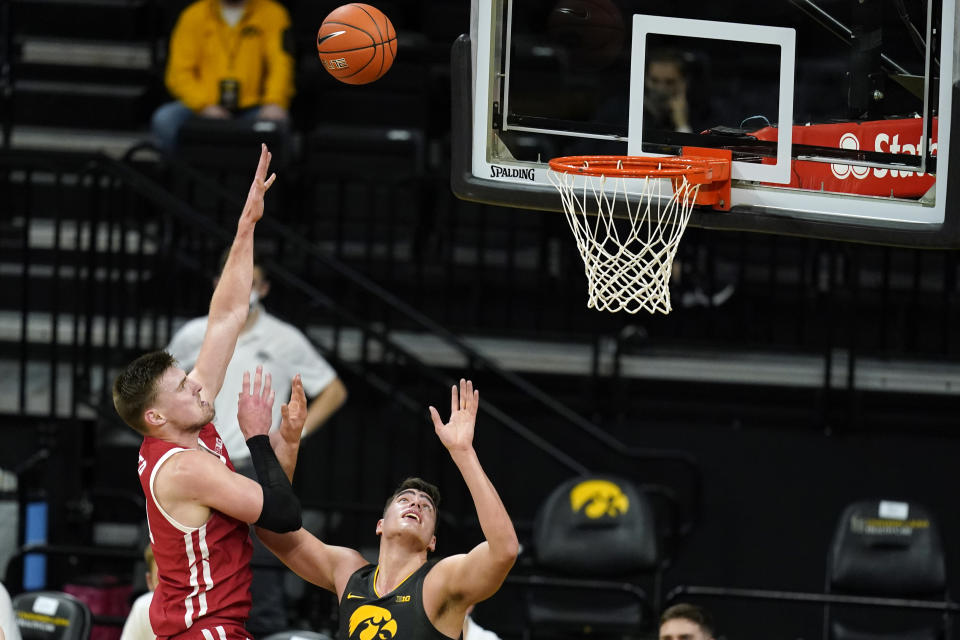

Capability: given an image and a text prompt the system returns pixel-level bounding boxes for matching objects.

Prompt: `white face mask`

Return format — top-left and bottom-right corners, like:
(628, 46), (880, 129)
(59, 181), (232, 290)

(249, 290), (260, 310)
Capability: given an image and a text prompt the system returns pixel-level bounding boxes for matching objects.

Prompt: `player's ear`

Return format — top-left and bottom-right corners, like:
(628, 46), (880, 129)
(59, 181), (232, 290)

(375, 519), (384, 536)
(428, 535), (436, 552)
(258, 279), (271, 299)
(144, 408), (165, 428)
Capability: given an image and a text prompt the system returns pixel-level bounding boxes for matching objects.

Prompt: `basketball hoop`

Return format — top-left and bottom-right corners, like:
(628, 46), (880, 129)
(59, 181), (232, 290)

(547, 147), (731, 315)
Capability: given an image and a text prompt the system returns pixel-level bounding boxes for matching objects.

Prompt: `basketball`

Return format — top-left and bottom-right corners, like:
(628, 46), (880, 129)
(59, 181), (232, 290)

(546, 0), (625, 70)
(317, 3), (397, 85)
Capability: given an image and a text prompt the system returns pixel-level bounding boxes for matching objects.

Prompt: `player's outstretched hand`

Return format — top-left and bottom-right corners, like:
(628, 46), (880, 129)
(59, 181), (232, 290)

(277, 374), (307, 445)
(237, 365), (275, 440)
(239, 143), (276, 229)
(429, 378), (478, 454)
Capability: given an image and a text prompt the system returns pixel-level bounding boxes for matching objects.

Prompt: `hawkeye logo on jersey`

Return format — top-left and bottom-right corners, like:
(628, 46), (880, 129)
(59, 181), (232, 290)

(349, 605), (397, 640)
(569, 479), (629, 519)
(490, 165), (535, 181)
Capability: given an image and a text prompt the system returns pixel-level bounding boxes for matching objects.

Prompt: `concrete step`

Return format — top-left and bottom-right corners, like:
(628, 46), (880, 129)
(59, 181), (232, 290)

(6, 125), (149, 157)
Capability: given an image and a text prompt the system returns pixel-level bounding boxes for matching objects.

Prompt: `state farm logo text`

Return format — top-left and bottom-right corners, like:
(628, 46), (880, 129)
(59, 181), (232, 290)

(831, 132), (937, 180)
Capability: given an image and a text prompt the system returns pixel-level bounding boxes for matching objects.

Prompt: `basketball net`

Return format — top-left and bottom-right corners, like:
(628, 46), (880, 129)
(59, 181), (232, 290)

(547, 167), (700, 315)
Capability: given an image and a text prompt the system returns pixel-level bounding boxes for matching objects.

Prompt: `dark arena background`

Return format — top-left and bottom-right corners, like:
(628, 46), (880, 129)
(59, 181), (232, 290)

(2, 1), (959, 639)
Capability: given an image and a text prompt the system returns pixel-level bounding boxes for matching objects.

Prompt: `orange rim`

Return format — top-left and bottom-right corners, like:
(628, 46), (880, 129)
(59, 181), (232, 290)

(549, 154), (726, 184)
(549, 149), (733, 211)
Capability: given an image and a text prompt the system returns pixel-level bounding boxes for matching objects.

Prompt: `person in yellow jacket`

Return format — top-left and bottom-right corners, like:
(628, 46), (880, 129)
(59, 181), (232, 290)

(150, 0), (295, 153)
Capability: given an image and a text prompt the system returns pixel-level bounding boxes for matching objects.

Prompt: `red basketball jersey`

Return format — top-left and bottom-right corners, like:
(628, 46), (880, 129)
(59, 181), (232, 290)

(138, 423), (253, 640)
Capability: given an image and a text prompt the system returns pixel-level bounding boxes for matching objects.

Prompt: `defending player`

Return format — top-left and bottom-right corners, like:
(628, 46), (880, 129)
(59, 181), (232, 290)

(257, 379), (519, 640)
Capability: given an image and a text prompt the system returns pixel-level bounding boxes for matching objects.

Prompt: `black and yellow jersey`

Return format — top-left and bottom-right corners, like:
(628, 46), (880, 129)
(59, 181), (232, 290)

(337, 563), (454, 640)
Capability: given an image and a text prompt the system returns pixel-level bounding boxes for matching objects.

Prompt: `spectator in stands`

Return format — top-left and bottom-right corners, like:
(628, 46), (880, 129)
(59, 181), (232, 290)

(644, 48), (695, 134)
(463, 604), (502, 640)
(0, 580), (22, 640)
(120, 545), (159, 640)
(660, 603), (716, 640)
(166, 251), (347, 637)
(150, 0), (295, 153)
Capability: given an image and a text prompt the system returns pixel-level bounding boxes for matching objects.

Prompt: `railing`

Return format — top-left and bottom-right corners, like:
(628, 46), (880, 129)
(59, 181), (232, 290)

(127, 142), (704, 531)
(2, 148), (703, 551)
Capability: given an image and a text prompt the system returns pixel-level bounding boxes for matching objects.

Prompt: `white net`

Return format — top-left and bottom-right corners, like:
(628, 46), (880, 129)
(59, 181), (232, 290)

(548, 167), (700, 315)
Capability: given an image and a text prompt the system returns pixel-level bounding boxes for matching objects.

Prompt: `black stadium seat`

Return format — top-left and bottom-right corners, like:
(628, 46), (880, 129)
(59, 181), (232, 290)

(13, 591), (92, 640)
(515, 475), (661, 638)
(826, 500), (950, 640)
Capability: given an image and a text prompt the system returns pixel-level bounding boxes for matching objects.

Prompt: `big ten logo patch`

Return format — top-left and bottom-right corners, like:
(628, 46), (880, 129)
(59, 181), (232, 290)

(138, 455), (146, 476)
(349, 605), (397, 640)
(569, 479), (629, 519)
(395, 595), (410, 603)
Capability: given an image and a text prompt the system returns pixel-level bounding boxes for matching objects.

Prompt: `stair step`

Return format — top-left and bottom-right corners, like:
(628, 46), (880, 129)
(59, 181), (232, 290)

(2, 311), (960, 396)
(13, 82), (152, 129)
(12, 0), (157, 41)
(7, 125), (148, 156)
(18, 37), (154, 69)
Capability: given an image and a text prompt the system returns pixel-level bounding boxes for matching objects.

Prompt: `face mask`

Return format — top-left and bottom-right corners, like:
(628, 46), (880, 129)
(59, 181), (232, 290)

(249, 290), (259, 310)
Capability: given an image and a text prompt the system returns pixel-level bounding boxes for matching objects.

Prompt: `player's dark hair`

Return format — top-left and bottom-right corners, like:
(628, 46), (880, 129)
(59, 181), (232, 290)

(113, 350), (177, 434)
(385, 477), (442, 535)
(646, 47), (688, 74)
(660, 603), (715, 636)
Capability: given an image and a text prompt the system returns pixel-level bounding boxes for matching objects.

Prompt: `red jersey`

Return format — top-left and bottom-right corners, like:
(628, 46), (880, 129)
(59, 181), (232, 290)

(138, 423), (253, 640)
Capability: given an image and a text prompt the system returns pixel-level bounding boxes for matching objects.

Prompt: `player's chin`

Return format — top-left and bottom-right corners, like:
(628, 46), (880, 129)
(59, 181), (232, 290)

(190, 408), (215, 430)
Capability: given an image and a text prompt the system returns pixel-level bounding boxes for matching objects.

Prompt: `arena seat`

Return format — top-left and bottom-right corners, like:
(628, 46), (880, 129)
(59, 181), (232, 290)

(13, 591), (92, 640)
(667, 498), (958, 639)
(511, 474), (662, 638)
(826, 499), (950, 640)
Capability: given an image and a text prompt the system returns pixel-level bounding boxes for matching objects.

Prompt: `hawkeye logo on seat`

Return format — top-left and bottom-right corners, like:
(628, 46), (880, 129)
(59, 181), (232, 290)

(349, 605), (397, 640)
(490, 165), (535, 181)
(569, 479), (629, 519)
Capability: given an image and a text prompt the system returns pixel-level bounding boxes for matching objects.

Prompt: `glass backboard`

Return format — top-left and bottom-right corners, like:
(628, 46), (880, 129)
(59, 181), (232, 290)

(452, 0), (959, 247)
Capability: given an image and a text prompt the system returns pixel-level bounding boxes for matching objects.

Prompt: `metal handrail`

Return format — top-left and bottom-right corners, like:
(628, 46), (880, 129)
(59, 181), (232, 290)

(94, 149), (590, 476)
(668, 584), (960, 612)
(121, 143), (703, 531)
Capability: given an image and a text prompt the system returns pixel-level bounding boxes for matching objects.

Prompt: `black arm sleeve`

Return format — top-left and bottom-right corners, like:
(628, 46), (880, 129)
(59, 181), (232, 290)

(246, 435), (302, 532)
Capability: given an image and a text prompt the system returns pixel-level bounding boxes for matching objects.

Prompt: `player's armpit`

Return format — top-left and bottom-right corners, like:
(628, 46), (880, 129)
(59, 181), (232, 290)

(425, 542), (517, 607)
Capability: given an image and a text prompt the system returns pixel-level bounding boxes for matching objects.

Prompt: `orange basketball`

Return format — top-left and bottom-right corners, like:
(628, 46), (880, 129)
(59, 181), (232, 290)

(317, 4), (397, 85)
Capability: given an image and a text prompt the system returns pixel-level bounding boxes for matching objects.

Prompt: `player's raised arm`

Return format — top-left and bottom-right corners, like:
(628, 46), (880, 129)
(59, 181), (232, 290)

(426, 380), (519, 604)
(250, 368), (367, 595)
(256, 527), (368, 597)
(270, 374), (307, 481)
(236, 366), (302, 532)
(190, 144), (277, 400)
(155, 364), (301, 533)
